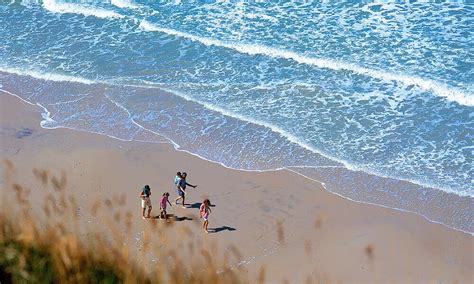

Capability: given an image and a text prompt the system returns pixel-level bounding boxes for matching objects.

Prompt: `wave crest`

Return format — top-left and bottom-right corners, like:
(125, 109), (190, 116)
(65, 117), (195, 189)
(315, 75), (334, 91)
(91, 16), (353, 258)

(111, 0), (139, 10)
(42, 0), (123, 19)
(139, 20), (473, 107)
(0, 66), (95, 85)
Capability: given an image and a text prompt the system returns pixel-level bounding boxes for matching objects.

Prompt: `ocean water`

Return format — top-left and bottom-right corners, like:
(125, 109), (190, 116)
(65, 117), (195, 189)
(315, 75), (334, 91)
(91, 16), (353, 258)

(0, 1), (473, 232)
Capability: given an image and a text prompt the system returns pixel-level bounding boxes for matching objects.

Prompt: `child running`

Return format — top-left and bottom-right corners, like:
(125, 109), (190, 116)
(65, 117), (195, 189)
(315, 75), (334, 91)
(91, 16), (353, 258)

(159, 192), (172, 220)
(200, 199), (211, 233)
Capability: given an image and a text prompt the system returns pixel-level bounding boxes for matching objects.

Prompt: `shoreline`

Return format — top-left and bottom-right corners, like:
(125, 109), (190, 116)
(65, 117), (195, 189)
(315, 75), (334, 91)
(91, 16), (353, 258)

(1, 69), (470, 196)
(1, 84), (472, 235)
(287, 168), (474, 236)
(140, 84), (472, 198)
(1, 92), (473, 282)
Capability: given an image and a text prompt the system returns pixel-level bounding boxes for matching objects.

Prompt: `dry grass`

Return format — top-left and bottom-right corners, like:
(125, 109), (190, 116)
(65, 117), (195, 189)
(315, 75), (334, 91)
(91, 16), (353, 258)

(0, 161), (245, 283)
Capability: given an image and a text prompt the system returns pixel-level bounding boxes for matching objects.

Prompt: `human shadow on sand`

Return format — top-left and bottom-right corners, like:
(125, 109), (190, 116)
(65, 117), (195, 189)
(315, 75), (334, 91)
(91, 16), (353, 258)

(208, 226), (236, 233)
(153, 214), (193, 222)
(174, 216), (193, 222)
(188, 202), (216, 209)
(187, 203), (201, 209)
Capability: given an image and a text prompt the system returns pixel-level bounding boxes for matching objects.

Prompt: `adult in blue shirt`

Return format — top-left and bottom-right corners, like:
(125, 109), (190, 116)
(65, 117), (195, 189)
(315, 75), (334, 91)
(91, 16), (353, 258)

(174, 172), (197, 208)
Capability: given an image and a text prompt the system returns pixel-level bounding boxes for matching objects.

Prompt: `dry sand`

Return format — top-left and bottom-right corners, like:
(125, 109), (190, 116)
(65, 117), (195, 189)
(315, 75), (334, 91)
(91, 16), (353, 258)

(1, 93), (472, 283)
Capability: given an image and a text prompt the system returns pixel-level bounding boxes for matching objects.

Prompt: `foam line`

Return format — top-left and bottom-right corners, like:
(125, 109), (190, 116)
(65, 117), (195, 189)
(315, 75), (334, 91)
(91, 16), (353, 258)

(102, 92), (175, 145)
(0, 88), (36, 106)
(48, 94), (90, 105)
(0, 66), (96, 85)
(122, 81), (471, 197)
(100, 85), (339, 174)
(126, 81), (345, 167)
(43, 0), (124, 19)
(0, 89), (56, 128)
(138, 20), (474, 107)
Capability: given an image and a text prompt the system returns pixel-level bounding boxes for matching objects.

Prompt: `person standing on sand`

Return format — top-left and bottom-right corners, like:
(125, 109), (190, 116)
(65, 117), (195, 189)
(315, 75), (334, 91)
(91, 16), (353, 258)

(174, 172), (197, 208)
(200, 199), (211, 233)
(159, 192), (172, 220)
(140, 185), (152, 219)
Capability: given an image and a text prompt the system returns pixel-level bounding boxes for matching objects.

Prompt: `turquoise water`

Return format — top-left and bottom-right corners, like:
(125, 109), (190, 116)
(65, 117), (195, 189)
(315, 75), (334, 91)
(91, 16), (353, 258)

(0, 1), (472, 231)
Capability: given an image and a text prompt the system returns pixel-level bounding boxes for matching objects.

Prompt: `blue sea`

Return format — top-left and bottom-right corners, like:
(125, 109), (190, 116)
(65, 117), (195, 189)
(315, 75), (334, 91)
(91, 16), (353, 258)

(0, 1), (472, 233)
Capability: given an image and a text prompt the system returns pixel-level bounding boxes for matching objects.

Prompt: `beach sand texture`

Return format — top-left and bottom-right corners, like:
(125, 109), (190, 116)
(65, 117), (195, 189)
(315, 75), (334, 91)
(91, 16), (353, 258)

(1, 93), (473, 283)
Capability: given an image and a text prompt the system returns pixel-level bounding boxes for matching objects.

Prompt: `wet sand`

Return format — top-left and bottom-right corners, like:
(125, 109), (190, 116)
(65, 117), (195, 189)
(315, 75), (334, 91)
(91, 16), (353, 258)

(1, 93), (472, 283)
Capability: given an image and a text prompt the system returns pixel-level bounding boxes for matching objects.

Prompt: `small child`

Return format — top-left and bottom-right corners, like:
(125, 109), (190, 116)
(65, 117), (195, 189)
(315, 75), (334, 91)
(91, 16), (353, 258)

(174, 172), (181, 188)
(174, 172), (182, 205)
(160, 192), (172, 220)
(199, 199), (211, 233)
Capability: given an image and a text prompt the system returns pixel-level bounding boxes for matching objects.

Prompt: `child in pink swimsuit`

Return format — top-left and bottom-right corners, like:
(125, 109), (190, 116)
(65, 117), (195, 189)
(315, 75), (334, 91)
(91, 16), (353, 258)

(160, 192), (172, 220)
(199, 199), (211, 233)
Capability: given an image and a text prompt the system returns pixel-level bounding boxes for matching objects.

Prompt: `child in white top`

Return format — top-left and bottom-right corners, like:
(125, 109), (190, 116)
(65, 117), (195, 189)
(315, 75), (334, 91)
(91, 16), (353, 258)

(199, 199), (211, 233)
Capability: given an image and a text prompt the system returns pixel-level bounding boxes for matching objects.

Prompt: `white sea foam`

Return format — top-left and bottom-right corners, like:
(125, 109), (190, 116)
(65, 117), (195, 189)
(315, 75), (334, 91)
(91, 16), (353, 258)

(0, 66), (95, 84)
(0, 88), (36, 106)
(123, 81), (472, 197)
(36, 103), (56, 128)
(142, 83), (348, 168)
(110, 0), (139, 10)
(138, 20), (474, 107)
(43, 0), (123, 19)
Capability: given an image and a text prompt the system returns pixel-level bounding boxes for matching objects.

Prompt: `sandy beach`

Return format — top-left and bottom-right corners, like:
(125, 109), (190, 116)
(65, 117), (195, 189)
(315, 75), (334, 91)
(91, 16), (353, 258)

(1, 93), (472, 283)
